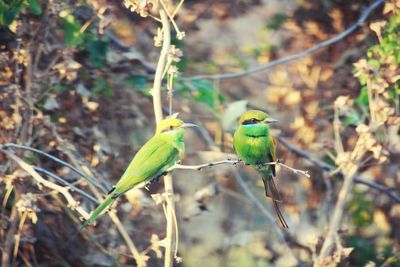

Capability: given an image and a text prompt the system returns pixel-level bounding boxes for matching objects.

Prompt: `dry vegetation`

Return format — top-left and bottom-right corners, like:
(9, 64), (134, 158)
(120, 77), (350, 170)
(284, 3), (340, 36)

(0, 0), (399, 266)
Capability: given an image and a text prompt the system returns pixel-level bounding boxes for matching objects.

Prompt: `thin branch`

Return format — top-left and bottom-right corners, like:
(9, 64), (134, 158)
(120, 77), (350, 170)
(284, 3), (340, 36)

(277, 136), (400, 203)
(152, 11), (170, 121)
(183, 0), (385, 81)
(317, 168), (357, 263)
(170, 159), (310, 178)
(0, 148), (91, 220)
(151, 9), (177, 267)
(232, 172), (287, 240)
(1, 190), (18, 267)
(1, 143), (108, 193)
(32, 166), (100, 204)
(170, 159), (240, 170)
(107, 212), (146, 267)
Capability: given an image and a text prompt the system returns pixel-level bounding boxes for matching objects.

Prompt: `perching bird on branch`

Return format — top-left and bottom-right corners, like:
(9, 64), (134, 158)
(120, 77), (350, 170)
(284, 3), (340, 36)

(84, 117), (197, 226)
(233, 110), (288, 228)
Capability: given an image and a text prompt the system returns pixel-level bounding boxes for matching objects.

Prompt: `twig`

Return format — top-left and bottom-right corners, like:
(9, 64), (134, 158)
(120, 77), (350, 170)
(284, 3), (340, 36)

(317, 158), (360, 263)
(12, 210), (27, 266)
(107, 212), (146, 267)
(1, 191), (19, 267)
(32, 166), (100, 204)
(0, 148), (91, 220)
(232, 172), (287, 242)
(183, 0), (385, 81)
(277, 136), (400, 203)
(152, 9), (177, 267)
(1, 143), (108, 193)
(170, 159), (240, 170)
(170, 159), (310, 178)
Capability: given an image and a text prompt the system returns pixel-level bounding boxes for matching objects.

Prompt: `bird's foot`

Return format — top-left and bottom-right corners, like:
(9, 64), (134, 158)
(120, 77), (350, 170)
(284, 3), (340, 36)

(144, 175), (164, 190)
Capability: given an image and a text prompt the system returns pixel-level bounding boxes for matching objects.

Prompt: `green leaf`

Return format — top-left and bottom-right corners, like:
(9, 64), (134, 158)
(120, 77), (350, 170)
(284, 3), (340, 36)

(367, 59), (380, 70)
(0, 0), (24, 25)
(125, 75), (150, 94)
(266, 13), (289, 30)
(343, 108), (362, 126)
(176, 79), (224, 109)
(62, 14), (84, 47)
(354, 86), (369, 109)
(53, 84), (68, 94)
(28, 0), (42, 15)
(349, 190), (374, 227)
(92, 77), (112, 97)
(192, 80), (224, 109)
(358, 73), (368, 85)
(347, 236), (377, 266)
(87, 39), (108, 68)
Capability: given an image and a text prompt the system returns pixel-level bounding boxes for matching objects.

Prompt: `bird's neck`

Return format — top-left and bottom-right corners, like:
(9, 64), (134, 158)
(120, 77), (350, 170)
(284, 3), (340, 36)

(159, 128), (185, 143)
(239, 123), (269, 137)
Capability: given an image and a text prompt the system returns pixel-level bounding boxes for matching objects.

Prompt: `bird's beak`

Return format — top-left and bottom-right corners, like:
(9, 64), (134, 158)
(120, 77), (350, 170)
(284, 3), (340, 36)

(181, 123), (198, 128)
(263, 117), (279, 124)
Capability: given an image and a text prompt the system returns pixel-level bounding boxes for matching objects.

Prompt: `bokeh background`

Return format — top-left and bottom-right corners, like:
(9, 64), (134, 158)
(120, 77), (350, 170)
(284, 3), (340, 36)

(0, 0), (399, 266)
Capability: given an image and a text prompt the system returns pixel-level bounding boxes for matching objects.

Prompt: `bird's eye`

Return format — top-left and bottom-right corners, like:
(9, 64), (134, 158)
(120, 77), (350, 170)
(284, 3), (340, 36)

(169, 126), (174, 130)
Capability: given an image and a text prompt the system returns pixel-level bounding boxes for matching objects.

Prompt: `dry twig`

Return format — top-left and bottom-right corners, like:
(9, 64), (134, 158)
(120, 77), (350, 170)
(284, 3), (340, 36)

(184, 0), (385, 81)
(170, 159), (310, 178)
(0, 148), (91, 220)
(150, 8), (178, 266)
(277, 137), (400, 203)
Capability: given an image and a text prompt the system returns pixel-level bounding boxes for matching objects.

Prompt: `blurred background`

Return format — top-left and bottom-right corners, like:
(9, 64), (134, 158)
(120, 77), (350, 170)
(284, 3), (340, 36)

(0, 0), (399, 266)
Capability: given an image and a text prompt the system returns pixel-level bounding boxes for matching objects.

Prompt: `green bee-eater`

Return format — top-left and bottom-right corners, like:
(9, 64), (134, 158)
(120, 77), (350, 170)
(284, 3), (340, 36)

(84, 118), (196, 226)
(233, 110), (288, 228)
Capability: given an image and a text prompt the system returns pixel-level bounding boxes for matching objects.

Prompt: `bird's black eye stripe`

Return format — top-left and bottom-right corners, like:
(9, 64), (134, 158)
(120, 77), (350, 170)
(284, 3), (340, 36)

(242, 118), (260, 125)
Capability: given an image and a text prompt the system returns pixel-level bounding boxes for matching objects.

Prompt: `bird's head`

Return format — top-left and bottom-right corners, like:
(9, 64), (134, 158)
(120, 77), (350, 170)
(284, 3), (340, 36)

(238, 110), (278, 126)
(156, 118), (197, 135)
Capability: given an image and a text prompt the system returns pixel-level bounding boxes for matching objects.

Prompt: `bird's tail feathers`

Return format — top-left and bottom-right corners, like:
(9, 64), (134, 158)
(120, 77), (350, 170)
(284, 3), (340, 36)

(261, 175), (288, 228)
(83, 194), (115, 227)
(261, 174), (282, 202)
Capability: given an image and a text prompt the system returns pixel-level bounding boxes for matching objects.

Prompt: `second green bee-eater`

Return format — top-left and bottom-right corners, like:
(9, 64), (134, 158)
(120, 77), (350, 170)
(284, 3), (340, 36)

(233, 110), (288, 228)
(84, 117), (196, 226)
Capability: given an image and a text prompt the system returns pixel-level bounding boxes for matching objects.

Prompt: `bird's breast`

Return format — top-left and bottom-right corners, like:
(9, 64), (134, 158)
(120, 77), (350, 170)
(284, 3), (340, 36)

(234, 134), (270, 165)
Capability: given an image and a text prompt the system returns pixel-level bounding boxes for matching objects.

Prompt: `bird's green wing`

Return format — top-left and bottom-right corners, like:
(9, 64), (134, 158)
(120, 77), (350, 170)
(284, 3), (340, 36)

(84, 135), (180, 226)
(113, 135), (180, 197)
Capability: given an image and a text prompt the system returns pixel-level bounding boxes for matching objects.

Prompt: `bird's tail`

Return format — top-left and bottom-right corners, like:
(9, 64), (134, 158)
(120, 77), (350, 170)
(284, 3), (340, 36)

(260, 170), (288, 228)
(83, 194), (115, 228)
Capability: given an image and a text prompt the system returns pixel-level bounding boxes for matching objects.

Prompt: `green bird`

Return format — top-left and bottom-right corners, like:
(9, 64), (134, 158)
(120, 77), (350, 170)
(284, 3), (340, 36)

(84, 117), (196, 226)
(233, 110), (288, 228)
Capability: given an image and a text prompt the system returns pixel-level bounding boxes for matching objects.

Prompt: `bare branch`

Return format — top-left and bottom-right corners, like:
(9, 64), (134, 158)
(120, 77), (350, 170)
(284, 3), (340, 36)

(183, 0), (385, 81)
(150, 7), (177, 266)
(169, 159), (240, 171)
(170, 159), (310, 178)
(1, 143), (108, 193)
(1, 148), (91, 220)
(33, 166), (100, 204)
(277, 136), (400, 203)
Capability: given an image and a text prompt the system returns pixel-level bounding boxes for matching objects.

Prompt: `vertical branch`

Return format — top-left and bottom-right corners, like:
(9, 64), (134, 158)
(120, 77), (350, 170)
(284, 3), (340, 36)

(366, 79), (376, 128)
(151, 9), (176, 267)
(316, 166), (357, 264)
(152, 10), (170, 122)
(333, 106), (344, 154)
